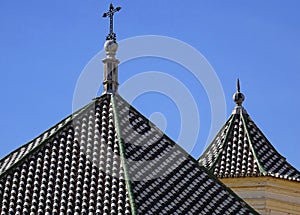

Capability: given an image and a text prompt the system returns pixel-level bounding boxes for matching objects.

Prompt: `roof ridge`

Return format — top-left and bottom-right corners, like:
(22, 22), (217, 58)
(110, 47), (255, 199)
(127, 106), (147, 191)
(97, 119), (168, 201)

(0, 95), (108, 178)
(199, 105), (300, 181)
(198, 114), (236, 171)
(243, 112), (300, 178)
(198, 116), (231, 162)
(208, 115), (236, 172)
(111, 94), (137, 215)
(240, 112), (267, 175)
(114, 94), (201, 169)
(0, 92), (259, 214)
(113, 94), (258, 213)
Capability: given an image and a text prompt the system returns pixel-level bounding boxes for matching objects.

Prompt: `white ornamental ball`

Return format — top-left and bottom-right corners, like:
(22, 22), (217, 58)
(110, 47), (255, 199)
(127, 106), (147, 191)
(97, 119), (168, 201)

(104, 40), (118, 53)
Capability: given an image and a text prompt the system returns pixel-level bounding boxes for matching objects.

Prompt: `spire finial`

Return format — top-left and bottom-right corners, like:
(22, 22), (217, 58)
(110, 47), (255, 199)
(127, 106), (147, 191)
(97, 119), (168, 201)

(102, 3), (121, 41)
(237, 78), (241, 92)
(101, 4), (121, 94)
(233, 78), (245, 106)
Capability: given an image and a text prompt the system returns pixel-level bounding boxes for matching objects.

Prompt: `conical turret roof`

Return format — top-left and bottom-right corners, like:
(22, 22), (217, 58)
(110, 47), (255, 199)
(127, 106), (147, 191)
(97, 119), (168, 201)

(198, 80), (300, 181)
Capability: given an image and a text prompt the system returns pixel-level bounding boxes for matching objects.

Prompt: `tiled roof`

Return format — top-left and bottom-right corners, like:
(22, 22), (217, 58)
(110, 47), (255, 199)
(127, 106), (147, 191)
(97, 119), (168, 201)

(198, 84), (300, 182)
(0, 94), (257, 214)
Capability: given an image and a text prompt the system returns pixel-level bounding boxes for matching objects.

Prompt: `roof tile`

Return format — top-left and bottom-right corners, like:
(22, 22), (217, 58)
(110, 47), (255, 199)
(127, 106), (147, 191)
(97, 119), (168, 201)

(0, 94), (257, 214)
(199, 106), (300, 181)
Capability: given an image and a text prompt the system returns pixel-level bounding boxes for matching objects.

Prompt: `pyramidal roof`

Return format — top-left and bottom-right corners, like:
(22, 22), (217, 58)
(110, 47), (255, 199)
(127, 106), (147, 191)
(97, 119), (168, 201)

(0, 7), (258, 213)
(198, 80), (300, 181)
(0, 93), (257, 214)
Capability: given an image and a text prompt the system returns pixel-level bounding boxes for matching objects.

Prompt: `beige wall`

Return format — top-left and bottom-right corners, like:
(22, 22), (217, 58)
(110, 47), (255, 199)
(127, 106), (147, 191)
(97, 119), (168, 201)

(220, 177), (300, 215)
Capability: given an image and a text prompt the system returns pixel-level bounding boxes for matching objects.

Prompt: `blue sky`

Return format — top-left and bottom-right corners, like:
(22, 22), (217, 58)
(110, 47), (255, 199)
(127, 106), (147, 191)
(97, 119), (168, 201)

(0, 1), (300, 170)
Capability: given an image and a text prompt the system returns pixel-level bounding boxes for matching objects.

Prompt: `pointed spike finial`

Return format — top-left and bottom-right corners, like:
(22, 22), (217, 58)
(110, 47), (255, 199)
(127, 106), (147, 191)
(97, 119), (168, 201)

(233, 78), (245, 106)
(237, 78), (241, 93)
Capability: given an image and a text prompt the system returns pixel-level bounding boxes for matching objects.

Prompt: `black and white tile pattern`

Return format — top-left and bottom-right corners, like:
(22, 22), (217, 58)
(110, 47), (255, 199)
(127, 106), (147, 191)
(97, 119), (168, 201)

(199, 108), (300, 181)
(0, 94), (257, 214)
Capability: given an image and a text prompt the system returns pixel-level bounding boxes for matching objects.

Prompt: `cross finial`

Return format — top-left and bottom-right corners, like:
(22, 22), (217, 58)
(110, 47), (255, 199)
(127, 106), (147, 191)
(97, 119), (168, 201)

(102, 3), (121, 41)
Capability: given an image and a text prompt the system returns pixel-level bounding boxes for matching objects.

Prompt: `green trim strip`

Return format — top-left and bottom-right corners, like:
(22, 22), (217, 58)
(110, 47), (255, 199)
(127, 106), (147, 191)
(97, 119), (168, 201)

(209, 115), (236, 171)
(111, 95), (137, 215)
(112, 94), (258, 214)
(114, 94), (200, 172)
(240, 112), (267, 174)
(198, 119), (229, 162)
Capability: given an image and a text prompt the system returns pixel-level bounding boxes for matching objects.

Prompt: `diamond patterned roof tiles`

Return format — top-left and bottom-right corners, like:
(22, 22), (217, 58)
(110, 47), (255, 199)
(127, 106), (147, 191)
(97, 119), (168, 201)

(198, 105), (300, 182)
(0, 94), (257, 214)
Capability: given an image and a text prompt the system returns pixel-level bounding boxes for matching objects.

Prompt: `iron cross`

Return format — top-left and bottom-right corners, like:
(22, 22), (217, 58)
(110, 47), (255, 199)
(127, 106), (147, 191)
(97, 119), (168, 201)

(102, 3), (121, 41)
